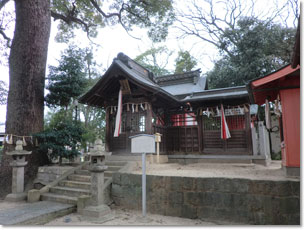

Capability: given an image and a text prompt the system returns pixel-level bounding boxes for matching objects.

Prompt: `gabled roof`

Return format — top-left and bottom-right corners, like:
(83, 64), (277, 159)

(155, 69), (201, 86)
(79, 53), (180, 107)
(247, 64), (300, 105)
(182, 86), (249, 103)
(79, 53), (249, 108)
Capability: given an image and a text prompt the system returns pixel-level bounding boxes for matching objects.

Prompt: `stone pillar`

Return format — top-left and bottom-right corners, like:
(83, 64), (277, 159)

(80, 139), (113, 223)
(90, 164), (107, 205)
(5, 140), (31, 202)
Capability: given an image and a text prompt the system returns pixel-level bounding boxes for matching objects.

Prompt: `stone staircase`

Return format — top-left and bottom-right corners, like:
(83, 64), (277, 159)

(41, 160), (126, 205)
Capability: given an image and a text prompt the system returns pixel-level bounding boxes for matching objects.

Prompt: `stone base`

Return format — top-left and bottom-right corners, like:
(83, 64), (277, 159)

(148, 155), (168, 164)
(135, 216), (153, 223)
(27, 189), (41, 203)
(5, 192), (27, 202)
(80, 204), (114, 224)
(283, 166), (300, 177)
(252, 159), (271, 166)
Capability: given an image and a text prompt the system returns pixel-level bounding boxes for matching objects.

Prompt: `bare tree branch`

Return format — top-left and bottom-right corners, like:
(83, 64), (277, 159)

(175, 0), (297, 58)
(89, 0), (120, 18)
(0, 27), (10, 46)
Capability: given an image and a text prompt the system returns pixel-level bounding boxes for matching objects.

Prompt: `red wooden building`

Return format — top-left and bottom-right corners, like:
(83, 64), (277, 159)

(247, 21), (300, 176)
(79, 53), (256, 161)
(247, 65), (300, 176)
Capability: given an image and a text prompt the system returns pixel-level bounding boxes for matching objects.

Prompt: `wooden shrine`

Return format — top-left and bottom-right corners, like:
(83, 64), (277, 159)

(79, 53), (253, 156)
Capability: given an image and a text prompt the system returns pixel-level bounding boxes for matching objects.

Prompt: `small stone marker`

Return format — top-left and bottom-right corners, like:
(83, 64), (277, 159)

(5, 140), (32, 202)
(155, 133), (162, 163)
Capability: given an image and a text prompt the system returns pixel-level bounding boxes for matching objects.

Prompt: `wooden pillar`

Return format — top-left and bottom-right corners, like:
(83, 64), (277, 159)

(245, 111), (253, 155)
(146, 103), (153, 134)
(197, 114), (203, 153)
(105, 107), (110, 152)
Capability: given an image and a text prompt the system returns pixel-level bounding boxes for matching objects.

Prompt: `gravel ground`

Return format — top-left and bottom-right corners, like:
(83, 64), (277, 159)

(132, 160), (299, 181)
(45, 205), (218, 226)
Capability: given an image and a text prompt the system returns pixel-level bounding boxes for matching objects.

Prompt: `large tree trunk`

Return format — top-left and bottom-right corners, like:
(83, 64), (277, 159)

(0, 0), (51, 198)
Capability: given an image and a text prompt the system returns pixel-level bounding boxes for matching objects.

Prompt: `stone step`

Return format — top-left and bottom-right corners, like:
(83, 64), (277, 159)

(49, 186), (90, 197)
(106, 155), (143, 162)
(107, 165), (122, 171)
(0, 201), (75, 225)
(82, 165), (122, 172)
(75, 169), (91, 175)
(68, 174), (91, 182)
(74, 170), (114, 178)
(58, 180), (91, 190)
(66, 174), (111, 183)
(105, 160), (127, 167)
(41, 193), (78, 205)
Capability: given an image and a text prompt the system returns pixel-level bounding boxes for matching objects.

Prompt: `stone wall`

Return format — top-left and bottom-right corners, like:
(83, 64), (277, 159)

(34, 166), (73, 187)
(112, 173), (300, 225)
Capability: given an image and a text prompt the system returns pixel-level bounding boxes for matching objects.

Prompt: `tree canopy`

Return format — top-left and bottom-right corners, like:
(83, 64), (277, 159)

(45, 45), (88, 108)
(206, 17), (296, 88)
(134, 46), (173, 76)
(51, 0), (175, 43)
(135, 47), (198, 76)
(174, 50), (197, 74)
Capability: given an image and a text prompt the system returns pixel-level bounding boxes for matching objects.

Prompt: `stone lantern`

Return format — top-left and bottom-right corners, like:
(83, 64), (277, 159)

(5, 140), (32, 202)
(89, 138), (108, 205)
(81, 138), (113, 223)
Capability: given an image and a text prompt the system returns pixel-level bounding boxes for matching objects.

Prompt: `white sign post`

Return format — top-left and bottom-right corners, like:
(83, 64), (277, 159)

(142, 152), (146, 217)
(130, 134), (155, 218)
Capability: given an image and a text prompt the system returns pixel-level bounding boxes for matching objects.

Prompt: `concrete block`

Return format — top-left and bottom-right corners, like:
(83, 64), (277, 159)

(197, 206), (214, 220)
(27, 189), (41, 203)
(120, 173), (132, 186)
(283, 166), (300, 177)
(147, 203), (166, 215)
(213, 178), (232, 193)
(279, 197), (300, 215)
(181, 204), (197, 219)
(147, 189), (168, 204)
(252, 159), (271, 166)
(5, 193), (27, 202)
(182, 177), (196, 190)
(111, 184), (124, 198)
(184, 192), (201, 206)
(151, 176), (166, 190)
(166, 203), (182, 217)
(231, 179), (249, 193)
(220, 193), (234, 208)
(77, 195), (92, 213)
(169, 177), (182, 191)
(197, 178), (215, 192)
(128, 173), (141, 187)
(168, 191), (183, 204)
(80, 204), (114, 223)
(112, 172), (121, 184)
(291, 181), (300, 196)
(197, 192), (213, 207)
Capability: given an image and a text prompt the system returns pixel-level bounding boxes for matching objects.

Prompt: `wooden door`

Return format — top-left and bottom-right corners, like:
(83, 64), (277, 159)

(201, 114), (251, 155)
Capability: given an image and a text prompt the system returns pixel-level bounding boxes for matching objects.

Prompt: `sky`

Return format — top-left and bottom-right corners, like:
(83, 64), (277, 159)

(0, 0), (300, 131)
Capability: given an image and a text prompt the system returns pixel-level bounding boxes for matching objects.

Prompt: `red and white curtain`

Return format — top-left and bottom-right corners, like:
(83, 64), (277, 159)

(221, 104), (231, 139)
(114, 89), (123, 137)
(171, 113), (197, 126)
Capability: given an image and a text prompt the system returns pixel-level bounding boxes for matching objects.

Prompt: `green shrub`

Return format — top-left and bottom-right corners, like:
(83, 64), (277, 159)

(271, 151), (282, 160)
(34, 119), (84, 164)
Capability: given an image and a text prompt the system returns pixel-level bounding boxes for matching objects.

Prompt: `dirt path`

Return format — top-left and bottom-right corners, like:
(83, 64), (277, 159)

(45, 206), (218, 226)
